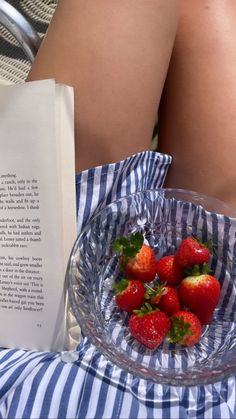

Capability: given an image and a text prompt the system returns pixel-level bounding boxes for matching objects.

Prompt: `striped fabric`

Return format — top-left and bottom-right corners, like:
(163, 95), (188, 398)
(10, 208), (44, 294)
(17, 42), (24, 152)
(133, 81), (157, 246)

(0, 150), (236, 418)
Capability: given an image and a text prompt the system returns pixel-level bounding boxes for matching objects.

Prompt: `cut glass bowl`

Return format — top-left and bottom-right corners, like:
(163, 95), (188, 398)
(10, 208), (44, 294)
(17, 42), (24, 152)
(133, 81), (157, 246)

(67, 189), (236, 386)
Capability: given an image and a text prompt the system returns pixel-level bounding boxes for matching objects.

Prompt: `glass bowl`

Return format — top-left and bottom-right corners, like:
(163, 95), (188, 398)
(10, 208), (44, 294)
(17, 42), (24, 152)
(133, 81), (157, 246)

(66, 188), (236, 386)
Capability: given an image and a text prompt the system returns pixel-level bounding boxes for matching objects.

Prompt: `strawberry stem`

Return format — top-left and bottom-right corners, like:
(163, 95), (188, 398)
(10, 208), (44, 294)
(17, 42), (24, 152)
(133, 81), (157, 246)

(168, 315), (193, 343)
(184, 263), (211, 277)
(144, 282), (166, 299)
(133, 302), (156, 316)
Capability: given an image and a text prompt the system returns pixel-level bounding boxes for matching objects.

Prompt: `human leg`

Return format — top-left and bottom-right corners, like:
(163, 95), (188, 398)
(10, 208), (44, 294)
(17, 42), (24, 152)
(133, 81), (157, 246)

(158, 0), (236, 209)
(27, 0), (179, 172)
(28, 0), (236, 205)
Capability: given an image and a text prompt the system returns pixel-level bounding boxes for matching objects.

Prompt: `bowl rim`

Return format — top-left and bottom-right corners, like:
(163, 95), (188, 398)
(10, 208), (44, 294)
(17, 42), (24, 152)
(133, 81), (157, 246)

(162, 188), (236, 218)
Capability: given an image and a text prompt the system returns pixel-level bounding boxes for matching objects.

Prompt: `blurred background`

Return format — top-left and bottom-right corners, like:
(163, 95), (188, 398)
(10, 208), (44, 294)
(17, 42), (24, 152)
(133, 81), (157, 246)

(0, 0), (56, 84)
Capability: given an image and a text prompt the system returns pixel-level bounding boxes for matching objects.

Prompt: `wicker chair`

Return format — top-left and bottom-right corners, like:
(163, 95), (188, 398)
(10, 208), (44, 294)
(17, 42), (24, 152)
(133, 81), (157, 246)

(0, 0), (56, 84)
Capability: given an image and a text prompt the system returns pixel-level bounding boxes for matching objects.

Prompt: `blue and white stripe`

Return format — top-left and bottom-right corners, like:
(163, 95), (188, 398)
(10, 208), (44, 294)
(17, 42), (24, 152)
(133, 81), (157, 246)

(0, 150), (236, 418)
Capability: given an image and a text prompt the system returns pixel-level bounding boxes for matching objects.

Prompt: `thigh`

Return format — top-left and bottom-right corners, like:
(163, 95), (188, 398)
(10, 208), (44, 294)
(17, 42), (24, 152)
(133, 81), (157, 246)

(158, 0), (236, 209)
(27, 0), (179, 172)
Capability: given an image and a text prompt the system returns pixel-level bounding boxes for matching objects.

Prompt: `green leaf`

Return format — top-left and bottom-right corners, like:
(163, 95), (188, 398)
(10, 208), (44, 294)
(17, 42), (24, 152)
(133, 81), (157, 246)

(144, 282), (166, 298)
(112, 232), (144, 260)
(184, 263), (211, 277)
(133, 302), (156, 316)
(113, 278), (129, 295)
(112, 237), (129, 253)
(168, 315), (193, 343)
(130, 232), (144, 249)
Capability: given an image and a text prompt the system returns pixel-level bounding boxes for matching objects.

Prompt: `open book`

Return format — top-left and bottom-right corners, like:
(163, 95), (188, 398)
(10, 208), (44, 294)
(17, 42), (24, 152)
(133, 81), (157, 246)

(0, 79), (77, 352)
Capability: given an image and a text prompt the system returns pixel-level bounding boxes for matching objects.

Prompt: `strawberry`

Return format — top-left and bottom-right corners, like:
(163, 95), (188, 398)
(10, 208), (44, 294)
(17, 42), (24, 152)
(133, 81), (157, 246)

(179, 266), (221, 324)
(158, 286), (181, 317)
(129, 304), (170, 349)
(145, 282), (181, 316)
(169, 310), (202, 346)
(113, 278), (145, 312)
(155, 255), (183, 286)
(175, 236), (211, 268)
(112, 232), (156, 282)
(144, 281), (167, 305)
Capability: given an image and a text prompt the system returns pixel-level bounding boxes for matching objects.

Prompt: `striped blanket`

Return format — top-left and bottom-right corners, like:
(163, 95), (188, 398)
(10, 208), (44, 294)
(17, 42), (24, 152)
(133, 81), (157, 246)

(0, 151), (236, 418)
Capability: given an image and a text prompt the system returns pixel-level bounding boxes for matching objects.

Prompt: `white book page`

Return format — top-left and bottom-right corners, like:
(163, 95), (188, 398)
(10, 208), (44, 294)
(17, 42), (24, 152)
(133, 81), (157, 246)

(0, 79), (76, 351)
(56, 83), (76, 274)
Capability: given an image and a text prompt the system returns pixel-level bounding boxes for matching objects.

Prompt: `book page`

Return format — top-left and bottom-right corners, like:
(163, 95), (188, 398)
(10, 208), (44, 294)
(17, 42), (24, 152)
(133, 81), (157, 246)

(0, 79), (76, 351)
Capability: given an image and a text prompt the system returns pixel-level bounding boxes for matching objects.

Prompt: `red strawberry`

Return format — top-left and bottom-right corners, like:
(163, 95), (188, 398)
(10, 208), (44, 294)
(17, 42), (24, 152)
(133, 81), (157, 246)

(112, 233), (156, 282)
(155, 255), (183, 286)
(179, 267), (220, 324)
(175, 236), (211, 268)
(158, 286), (181, 317)
(145, 282), (181, 316)
(113, 278), (145, 312)
(169, 310), (202, 346)
(129, 304), (170, 349)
